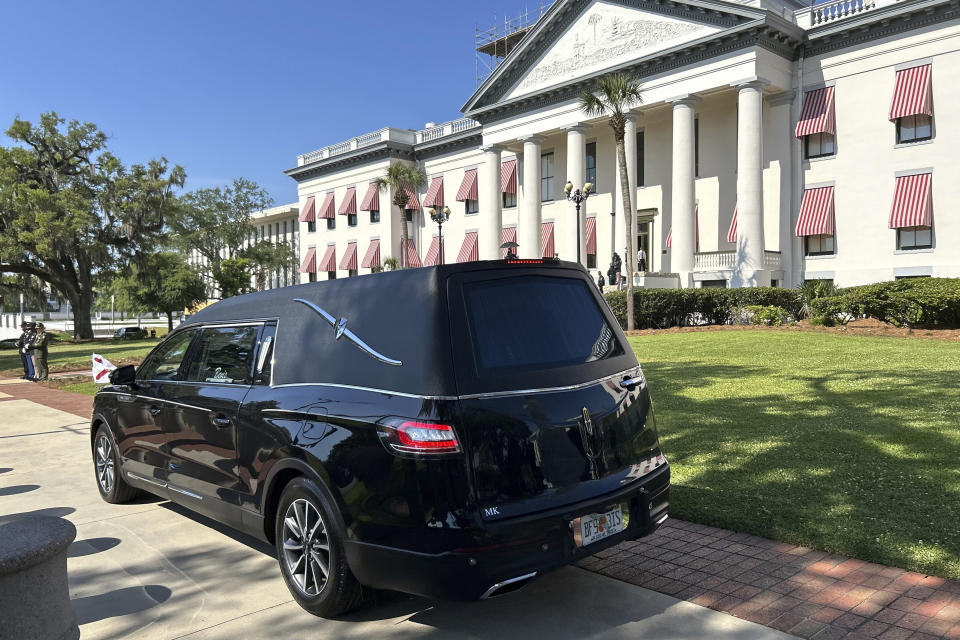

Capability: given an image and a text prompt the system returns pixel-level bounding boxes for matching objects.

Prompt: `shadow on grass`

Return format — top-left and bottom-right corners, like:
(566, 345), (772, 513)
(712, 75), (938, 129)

(645, 359), (960, 579)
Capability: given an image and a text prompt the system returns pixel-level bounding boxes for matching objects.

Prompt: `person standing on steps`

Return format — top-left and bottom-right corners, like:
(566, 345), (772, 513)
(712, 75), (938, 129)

(637, 246), (648, 273)
(597, 272), (605, 294)
(32, 323), (49, 382)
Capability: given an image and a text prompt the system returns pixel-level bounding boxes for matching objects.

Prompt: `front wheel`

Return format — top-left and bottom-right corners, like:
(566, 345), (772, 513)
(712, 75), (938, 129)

(274, 477), (364, 617)
(93, 425), (139, 503)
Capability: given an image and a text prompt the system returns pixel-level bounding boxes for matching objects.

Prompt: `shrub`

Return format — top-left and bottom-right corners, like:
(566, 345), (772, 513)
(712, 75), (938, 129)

(808, 278), (960, 329)
(744, 305), (790, 326)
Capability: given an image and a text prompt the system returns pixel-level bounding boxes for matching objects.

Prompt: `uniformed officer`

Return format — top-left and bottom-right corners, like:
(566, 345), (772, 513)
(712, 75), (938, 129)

(32, 323), (49, 382)
(16, 321), (35, 380)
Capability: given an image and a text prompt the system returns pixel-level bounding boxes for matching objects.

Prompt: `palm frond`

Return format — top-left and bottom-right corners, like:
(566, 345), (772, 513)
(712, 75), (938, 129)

(578, 91), (607, 117)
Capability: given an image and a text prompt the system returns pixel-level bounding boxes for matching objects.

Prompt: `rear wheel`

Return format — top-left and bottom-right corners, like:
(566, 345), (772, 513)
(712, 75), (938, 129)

(93, 425), (139, 503)
(274, 477), (364, 617)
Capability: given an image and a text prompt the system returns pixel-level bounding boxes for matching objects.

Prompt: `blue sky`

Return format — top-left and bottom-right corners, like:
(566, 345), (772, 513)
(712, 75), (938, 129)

(0, 0), (541, 203)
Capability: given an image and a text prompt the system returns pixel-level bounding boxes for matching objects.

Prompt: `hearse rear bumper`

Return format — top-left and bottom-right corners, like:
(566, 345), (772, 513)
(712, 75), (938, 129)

(343, 464), (669, 601)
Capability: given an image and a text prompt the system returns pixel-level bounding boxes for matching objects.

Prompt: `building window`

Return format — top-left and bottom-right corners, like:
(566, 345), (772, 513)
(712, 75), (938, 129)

(307, 221), (316, 233)
(370, 209), (380, 223)
(283, 221), (287, 237)
(308, 272), (316, 283)
(701, 280), (727, 288)
(327, 217), (336, 230)
(587, 254), (597, 269)
(897, 226), (932, 250)
(586, 142), (597, 185)
(348, 269), (358, 278)
(694, 117), (700, 178)
(405, 210), (413, 222)
(503, 191), (517, 208)
(465, 199), (479, 214)
(328, 271), (337, 280)
(348, 213), (357, 227)
(805, 133), (836, 159)
(637, 131), (645, 187)
(805, 234), (835, 256)
(541, 152), (554, 202)
(897, 114), (933, 144)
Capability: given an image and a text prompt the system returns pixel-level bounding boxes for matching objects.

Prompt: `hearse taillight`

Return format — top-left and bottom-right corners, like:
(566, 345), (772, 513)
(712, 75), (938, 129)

(378, 420), (461, 456)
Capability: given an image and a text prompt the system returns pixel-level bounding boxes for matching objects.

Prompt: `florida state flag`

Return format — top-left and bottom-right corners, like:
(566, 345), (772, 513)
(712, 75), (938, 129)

(92, 354), (117, 384)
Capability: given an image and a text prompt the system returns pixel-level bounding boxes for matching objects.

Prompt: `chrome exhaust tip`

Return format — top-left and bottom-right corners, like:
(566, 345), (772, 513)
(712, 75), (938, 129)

(480, 571), (537, 599)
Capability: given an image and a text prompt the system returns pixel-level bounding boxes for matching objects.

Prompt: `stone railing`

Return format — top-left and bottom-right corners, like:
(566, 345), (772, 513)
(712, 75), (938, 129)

(414, 118), (480, 144)
(298, 127), (397, 165)
(693, 251), (782, 271)
(806, 0), (876, 26)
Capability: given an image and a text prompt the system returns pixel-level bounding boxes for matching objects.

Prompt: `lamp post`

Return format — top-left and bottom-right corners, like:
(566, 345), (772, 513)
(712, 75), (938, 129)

(564, 181), (593, 266)
(427, 206), (451, 264)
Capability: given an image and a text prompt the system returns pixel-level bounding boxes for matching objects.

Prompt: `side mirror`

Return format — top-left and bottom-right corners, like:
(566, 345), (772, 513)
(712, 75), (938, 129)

(109, 365), (136, 386)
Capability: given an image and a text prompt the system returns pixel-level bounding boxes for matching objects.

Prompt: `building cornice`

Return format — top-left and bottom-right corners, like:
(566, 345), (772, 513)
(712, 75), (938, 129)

(285, 143), (414, 182)
(414, 130), (484, 160)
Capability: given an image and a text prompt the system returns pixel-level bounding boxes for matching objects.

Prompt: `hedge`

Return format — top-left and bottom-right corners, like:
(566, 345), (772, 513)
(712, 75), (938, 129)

(810, 278), (960, 329)
(603, 287), (803, 329)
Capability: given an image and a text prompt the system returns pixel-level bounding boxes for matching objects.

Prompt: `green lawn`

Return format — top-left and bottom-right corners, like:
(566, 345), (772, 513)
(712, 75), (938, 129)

(0, 338), (159, 377)
(632, 330), (960, 580)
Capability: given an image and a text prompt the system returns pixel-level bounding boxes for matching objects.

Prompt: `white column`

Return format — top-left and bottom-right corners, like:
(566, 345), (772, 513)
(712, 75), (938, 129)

(732, 80), (770, 287)
(565, 125), (587, 265)
(670, 96), (699, 285)
(519, 135), (543, 259)
(767, 90), (795, 288)
(479, 145), (503, 261)
(613, 114), (638, 275)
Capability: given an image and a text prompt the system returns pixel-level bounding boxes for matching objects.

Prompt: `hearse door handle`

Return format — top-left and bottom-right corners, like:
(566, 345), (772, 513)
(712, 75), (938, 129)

(620, 377), (642, 390)
(149, 405), (162, 416)
(211, 414), (232, 429)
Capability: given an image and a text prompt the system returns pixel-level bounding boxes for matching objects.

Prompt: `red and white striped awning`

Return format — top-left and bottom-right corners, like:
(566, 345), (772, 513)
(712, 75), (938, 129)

(665, 227), (673, 248)
(586, 217), (597, 255)
(889, 64), (933, 122)
(727, 207), (738, 244)
(318, 245), (337, 271)
(541, 222), (555, 258)
(889, 172), (932, 229)
(424, 176), (444, 208)
(501, 160), (517, 194)
(403, 239), (422, 267)
(455, 169), (478, 202)
(318, 192), (336, 219)
(339, 242), (358, 270)
(337, 187), (357, 215)
(298, 247), (317, 273)
(501, 226), (517, 257)
(457, 232), (479, 263)
(298, 196), (316, 222)
(404, 186), (421, 210)
(360, 239), (380, 268)
(795, 186), (835, 236)
(795, 87), (836, 138)
(359, 183), (380, 211)
(423, 236), (442, 266)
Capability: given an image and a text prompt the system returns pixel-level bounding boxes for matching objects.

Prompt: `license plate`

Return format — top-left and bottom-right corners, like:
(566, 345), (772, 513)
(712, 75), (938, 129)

(572, 505), (627, 548)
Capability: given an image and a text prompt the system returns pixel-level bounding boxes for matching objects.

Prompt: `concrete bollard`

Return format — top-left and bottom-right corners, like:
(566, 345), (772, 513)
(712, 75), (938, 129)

(0, 516), (80, 640)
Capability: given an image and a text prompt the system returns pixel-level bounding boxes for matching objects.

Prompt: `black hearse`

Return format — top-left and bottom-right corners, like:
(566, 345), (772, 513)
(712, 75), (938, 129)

(91, 259), (669, 617)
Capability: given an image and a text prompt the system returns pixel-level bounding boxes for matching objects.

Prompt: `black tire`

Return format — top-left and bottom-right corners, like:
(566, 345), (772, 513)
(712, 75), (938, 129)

(93, 424), (139, 503)
(274, 477), (364, 617)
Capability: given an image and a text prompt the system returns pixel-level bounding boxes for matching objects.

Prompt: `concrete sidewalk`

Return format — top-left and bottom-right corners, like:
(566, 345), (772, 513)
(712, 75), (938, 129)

(0, 387), (792, 640)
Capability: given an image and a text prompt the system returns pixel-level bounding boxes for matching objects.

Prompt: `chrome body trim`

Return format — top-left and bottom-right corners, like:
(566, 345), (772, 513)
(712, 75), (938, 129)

(457, 367), (639, 400)
(655, 513), (670, 525)
(270, 382), (459, 400)
(256, 335), (273, 374)
(480, 571), (537, 599)
(167, 484), (204, 500)
(619, 376), (644, 389)
(293, 298), (402, 366)
(126, 471), (167, 488)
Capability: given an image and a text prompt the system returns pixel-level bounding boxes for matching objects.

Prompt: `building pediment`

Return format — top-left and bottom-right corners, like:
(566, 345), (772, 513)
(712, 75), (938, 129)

(463, 0), (767, 114)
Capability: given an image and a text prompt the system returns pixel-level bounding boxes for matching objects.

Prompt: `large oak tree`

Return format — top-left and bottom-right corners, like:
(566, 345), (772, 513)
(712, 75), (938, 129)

(0, 112), (185, 338)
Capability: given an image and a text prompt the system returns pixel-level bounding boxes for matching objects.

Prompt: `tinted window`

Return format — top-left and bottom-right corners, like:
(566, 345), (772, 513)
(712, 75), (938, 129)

(464, 276), (622, 374)
(137, 329), (197, 381)
(185, 326), (259, 385)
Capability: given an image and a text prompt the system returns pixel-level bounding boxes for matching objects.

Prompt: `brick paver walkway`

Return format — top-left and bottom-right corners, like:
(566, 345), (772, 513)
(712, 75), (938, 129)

(0, 377), (93, 418)
(580, 519), (960, 639)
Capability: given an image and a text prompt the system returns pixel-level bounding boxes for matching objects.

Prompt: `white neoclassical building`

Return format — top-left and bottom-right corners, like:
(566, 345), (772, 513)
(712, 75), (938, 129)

(287, 0), (960, 288)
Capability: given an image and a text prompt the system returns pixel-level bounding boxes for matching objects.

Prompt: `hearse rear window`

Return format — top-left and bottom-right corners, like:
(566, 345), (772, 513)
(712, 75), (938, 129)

(463, 275), (622, 374)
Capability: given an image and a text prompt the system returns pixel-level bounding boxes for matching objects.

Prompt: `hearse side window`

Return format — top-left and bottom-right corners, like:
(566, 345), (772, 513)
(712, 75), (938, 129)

(136, 329), (198, 382)
(184, 325), (259, 385)
(463, 276), (622, 374)
(254, 324), (277, 385)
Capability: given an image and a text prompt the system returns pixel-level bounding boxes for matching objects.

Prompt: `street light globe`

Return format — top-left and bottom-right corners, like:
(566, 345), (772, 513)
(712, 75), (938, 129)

(564, 181), (574, 195)
(584, 182), (594, 194)
(442, 206), (451, 215)
(427, 207), (437, 216)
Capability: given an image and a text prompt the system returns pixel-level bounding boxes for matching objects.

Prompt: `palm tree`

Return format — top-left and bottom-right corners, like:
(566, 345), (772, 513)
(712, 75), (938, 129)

(375, 163), (427, 269)
(580, 73), (643, 331)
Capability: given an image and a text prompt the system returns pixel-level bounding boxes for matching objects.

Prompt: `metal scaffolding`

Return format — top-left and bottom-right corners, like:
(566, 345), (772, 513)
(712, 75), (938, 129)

(475, 3), (551, 87)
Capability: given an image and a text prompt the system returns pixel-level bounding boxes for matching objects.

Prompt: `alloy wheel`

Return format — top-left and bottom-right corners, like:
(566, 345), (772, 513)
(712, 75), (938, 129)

(95, 434), (115, 494)
(281, 498), (331, 597)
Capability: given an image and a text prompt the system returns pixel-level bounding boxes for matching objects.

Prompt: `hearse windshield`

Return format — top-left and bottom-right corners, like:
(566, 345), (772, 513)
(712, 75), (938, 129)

(463, 275), (622, 375)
